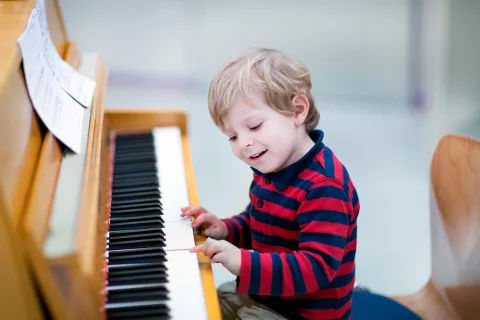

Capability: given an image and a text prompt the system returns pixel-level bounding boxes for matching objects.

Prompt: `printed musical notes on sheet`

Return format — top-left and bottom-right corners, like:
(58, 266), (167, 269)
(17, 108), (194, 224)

(17, 9), (84, 154)
(36, 0), (96, 108)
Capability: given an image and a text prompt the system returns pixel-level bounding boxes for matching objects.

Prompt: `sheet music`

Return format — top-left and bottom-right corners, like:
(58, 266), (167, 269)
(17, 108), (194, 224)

(18, 10), (84, 154)
(35, 0), (96, 108)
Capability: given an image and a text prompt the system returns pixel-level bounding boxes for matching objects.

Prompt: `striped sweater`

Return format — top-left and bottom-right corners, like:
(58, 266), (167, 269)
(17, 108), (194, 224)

(222, 129), (360, 320)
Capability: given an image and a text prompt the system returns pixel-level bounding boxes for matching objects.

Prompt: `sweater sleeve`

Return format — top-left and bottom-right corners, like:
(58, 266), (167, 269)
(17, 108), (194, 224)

(236, 178), (353, 296)
(221, 202), (253, 250)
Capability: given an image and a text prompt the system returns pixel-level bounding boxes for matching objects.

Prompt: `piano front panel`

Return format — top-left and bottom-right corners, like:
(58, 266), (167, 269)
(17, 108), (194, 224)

(0, 61), (45, 228)
(0, 204), (44, 320)
(23, 133), (63, 246)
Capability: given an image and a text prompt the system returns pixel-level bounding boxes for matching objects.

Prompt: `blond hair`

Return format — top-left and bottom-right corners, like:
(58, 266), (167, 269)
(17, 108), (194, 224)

(208, 48), (320, 132)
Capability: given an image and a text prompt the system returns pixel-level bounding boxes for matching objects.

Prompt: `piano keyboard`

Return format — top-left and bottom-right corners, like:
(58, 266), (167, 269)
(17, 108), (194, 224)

(104, 127), (207, 320)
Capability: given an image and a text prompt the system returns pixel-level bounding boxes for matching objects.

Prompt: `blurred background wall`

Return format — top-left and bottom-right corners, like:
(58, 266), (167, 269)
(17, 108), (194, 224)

(59, 0), (480, 296)
(61, 0), (411, 104)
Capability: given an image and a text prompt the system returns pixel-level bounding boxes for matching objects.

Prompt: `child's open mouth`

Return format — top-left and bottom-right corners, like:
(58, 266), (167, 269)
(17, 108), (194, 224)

(250, 150), (267, 160)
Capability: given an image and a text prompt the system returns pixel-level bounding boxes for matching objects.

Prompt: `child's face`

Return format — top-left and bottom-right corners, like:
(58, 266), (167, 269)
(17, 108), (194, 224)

(222, 91), (308, 174)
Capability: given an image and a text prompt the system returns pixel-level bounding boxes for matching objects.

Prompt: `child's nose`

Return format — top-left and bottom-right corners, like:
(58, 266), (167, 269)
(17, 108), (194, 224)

(240, 136), (253, 148)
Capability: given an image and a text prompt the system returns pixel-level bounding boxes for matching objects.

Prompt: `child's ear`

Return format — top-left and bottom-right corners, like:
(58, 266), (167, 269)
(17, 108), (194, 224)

(291, 94), (310, 126)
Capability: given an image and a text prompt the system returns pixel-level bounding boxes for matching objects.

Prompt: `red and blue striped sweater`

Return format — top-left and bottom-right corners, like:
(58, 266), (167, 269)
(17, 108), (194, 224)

(222, 129), (360, 320)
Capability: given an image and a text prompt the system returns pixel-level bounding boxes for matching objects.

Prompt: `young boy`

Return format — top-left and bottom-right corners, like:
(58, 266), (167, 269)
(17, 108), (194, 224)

(181, 48), (360, 320)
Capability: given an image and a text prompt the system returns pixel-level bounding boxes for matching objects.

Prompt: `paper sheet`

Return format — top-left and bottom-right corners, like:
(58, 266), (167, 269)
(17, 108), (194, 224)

(18, 10), (84, 154)
(35, 0), (96, 108)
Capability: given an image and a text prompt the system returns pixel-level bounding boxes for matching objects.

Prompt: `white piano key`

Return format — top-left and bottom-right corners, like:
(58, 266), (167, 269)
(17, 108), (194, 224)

(153, 127), (190, 222)
(165, 250), (208, 320)
(164, 219), (196, 251)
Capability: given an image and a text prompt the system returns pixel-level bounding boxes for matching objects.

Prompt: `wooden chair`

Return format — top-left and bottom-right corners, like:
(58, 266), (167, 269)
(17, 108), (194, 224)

(393, 134), (480, 319)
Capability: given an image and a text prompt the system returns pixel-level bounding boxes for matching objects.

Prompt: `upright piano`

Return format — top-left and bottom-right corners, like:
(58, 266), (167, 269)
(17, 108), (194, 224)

(0, 1), (220, 319)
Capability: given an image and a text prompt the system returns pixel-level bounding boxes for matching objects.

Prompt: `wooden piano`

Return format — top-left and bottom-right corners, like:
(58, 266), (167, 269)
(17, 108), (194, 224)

(0, 0), (220, 319)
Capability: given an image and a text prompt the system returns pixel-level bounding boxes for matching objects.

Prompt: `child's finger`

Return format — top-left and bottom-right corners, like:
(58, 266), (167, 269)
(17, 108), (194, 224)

(210, 252), (226, 263)
(192, 213), (207, 228)
(181, 206), (204, 217)
(190, 243), (205, 253)
(204, 226), (220, 237)
(205, 241), (221, 258)
(190, 237), (214, 253)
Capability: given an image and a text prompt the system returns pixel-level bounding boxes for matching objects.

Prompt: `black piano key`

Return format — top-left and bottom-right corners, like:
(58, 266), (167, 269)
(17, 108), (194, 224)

(114, 152), (156, 162)
(114, 146), (154, 155)
(109, 208), (163, 219)
(107, 269), (169, 286)
(113, 166), (157, 176)
(109, 213), (163, 222)
(107, 246), (166, 255)
(110, 201), (161, 211)
(110, 198), (161, 209)
(111, 189), (160, 196)
(114, 155), (156, 162)
(107, 274), (168, 287)
(108, 227), (165, 237)
(110, 197), (161, 207)
(114, 147), (155, 155)
(109, 219), (164, 229)
(112, 186), (159, 196)
(108, 262), (167, 275)
(107, 231), (165, 243)
(110, 205), (162, 216)
(107, 251), (167, 265)
(106, 302), (170, 320)
(114, 144), (154, 154)
(108, 260), (167, 268)
(111, 190), (161, 201)
(112, 177), (159, 189)
(107, 230), (165, 241)
(114, 152), (156, 160)
(107, 255), (167, 266)
(109, 220), (164, 232)
(112, 171), (159, 181)
(107, 237), (166, 251)
(113, 162), (157, 172)
(113, 170), (156, 181)
(107, 284), (169, 303)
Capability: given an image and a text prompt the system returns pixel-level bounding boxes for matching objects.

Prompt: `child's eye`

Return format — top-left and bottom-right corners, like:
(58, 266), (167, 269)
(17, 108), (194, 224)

(250, 122), (263, 130)
(228, 136), (237, 141)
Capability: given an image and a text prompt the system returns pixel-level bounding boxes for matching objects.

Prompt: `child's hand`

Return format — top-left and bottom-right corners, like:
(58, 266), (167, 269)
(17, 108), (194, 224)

(190, 238), (241, 276)
(180, 205), (228, 240)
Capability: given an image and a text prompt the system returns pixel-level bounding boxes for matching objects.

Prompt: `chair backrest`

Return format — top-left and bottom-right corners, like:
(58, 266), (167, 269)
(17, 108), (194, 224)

(429, 134), (480, 319)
